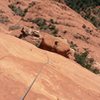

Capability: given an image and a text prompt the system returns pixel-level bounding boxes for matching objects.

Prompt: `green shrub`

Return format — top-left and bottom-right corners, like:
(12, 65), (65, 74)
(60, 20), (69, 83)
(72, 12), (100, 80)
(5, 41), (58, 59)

(91, 68), (100, 74)
(74, 50), (94, 69)
(39, 25), (48, 30)
(51, 28), (58, 35)
(48, 24), (58, 35)
(9, 25), (21, 30)
(0, 15), (10, 23)
(49, 24), (56, 30)
(64, 0), (100, 28)
(70, 41), (77, 51)
(31, 18), (58, 35)
(32, 18), (49, 30)
(32, 18), (46, 26)
(74, 49), (100, 74)
(8, 4), (27, 17)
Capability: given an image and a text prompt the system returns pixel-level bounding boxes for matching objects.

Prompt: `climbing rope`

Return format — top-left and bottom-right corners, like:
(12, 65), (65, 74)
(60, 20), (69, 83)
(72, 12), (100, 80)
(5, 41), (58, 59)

(1, 2), (53, 99)
(5, 3), (50, 99)
(20, 52), (49, 100)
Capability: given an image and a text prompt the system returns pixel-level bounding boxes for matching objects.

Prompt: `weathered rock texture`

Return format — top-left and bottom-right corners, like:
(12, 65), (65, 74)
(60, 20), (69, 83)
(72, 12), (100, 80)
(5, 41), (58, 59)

(0, 33), (100, 100)
(0, 0), (100, 65)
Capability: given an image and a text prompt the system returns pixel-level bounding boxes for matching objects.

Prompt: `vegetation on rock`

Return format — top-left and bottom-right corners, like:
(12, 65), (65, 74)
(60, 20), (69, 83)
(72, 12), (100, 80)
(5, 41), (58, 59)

(74, 49), (100, 74)
(64, 0), (100, 29)
(8, 4), (27, 17)
(29, 18), (58, 36)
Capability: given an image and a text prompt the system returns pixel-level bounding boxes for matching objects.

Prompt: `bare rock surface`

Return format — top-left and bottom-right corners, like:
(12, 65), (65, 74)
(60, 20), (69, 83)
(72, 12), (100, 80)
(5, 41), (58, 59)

(0, 33), (100, 100)
(0, 0), (100, 64)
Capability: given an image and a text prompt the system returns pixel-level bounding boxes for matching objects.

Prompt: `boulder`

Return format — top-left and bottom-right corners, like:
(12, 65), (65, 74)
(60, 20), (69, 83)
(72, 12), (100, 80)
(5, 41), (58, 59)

(18, 27), (42, 47)
(40, 33), (71, 58)
(18, 27), (72, 58)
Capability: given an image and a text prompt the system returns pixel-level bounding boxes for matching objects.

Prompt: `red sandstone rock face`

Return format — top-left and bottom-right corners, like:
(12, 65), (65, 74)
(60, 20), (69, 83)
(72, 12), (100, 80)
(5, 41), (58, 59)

(0, 0), (100, 64)
(40, 32), (71, 58)
(0, 0), (100, 70)
(0, 33), (100, 100)
(0, 2), (100, 100)
(10, 26), (71, 58)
